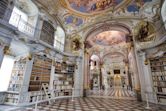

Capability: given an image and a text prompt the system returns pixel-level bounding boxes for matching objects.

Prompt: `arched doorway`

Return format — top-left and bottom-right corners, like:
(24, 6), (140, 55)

(84, 23), (137, 99)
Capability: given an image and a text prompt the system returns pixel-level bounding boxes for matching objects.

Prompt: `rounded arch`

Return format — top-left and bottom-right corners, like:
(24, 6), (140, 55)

(102, 51), (127, 63)
(102, 52), (126, 60)
(90, 54), (100, 62)
(84, 22), (131, 42)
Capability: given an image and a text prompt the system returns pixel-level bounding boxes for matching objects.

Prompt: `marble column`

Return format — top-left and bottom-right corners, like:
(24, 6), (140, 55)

(131, 47), (141, 90)
(49, 65), (55, 93)
(125, 63), (129, 87)
(137, 52), (156, 103)
(74, 57), (83, 97)
(83, 52), (90, 92)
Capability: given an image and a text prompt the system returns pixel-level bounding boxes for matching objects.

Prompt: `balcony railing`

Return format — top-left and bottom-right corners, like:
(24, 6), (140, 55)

(9, 10), (36, 37)
(17, 19), (35, 37)
(0, 6), (66, 53)
(0, 92), (6, 104)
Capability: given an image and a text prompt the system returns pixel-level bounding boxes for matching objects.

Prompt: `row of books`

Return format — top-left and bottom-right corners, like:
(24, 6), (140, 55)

(29, 55), (52, 91)
(5, 93), (19, 104)
(152, 71), (166, 76)
(152, 76), (166, 81)
(8, 60), (26, 92)
(154, 87), (166, 93)
(153, 81), (166, 86)
(150, 53), (166, 103)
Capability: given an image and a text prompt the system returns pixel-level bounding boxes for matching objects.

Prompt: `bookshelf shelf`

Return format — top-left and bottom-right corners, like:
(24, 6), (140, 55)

(28, 55), (52, 91)
(52, 61), (75, 97)
(4, 59), (28, 105)
(3, 54), (76, 105)
(150, 53), (166, 104)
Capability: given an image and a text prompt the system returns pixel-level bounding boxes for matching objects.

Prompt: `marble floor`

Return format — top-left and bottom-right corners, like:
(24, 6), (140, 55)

(88, 87), (135, 99)
(12, 97), (166, 111)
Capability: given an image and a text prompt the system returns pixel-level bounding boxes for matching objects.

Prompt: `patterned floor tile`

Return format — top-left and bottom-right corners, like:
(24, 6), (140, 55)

(9, 97), (166, 111)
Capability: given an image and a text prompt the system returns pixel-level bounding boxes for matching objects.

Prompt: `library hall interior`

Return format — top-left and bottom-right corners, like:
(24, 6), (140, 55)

(0, 0), (166, 111)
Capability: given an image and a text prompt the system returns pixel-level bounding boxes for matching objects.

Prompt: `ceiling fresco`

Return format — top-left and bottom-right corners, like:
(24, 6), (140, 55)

(65, 15), (83, 27)
(32, 0), (163, 57)
(85, 29), (130, 62)
(66, 0), (123, 14)
(65, 0), (152, 14)
(87, 30), (127, 46)
(33, 0), (160, 36)
(126, 0), (152, 12)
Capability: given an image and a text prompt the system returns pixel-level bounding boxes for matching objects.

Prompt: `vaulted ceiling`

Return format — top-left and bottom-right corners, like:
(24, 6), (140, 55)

(33, 0), (161, 36)
(31, 0), (164, 65)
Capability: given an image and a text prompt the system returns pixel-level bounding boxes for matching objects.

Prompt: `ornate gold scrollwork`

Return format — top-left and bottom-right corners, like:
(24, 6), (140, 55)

(71, 35), (82, 51)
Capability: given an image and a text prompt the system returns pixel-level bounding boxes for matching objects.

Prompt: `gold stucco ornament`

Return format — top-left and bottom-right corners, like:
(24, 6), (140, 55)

(71, 35), (82, 52)
(135, 21), (156, 42)
(144, 58), (148, 65)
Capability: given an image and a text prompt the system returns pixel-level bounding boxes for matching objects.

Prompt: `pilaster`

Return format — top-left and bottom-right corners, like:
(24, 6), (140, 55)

(74, 57), (83, 97)
(137, 52), (157, 103)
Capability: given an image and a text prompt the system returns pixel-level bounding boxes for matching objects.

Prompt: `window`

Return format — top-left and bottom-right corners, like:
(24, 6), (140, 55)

(54, 26), (65, 52)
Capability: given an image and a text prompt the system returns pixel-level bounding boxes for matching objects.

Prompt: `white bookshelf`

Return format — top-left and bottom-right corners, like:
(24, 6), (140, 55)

(150, 53), (166, 104)
(52, 61), (75, 97)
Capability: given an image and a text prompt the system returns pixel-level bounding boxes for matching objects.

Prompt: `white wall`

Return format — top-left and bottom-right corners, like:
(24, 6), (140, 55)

(0, 56), (15, 91)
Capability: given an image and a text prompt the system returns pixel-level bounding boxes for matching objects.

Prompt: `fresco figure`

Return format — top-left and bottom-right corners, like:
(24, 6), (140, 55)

(68, 0), (119, 13)
(90, 0), (114, 11)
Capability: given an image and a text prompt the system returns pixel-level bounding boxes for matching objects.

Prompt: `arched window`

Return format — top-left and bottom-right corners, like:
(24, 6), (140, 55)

(0, 0), (8, 19)
(54, 26), (65, 52)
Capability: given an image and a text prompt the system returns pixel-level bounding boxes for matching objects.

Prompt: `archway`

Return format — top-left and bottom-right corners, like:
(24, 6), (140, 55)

(84, 23), (137, 99)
